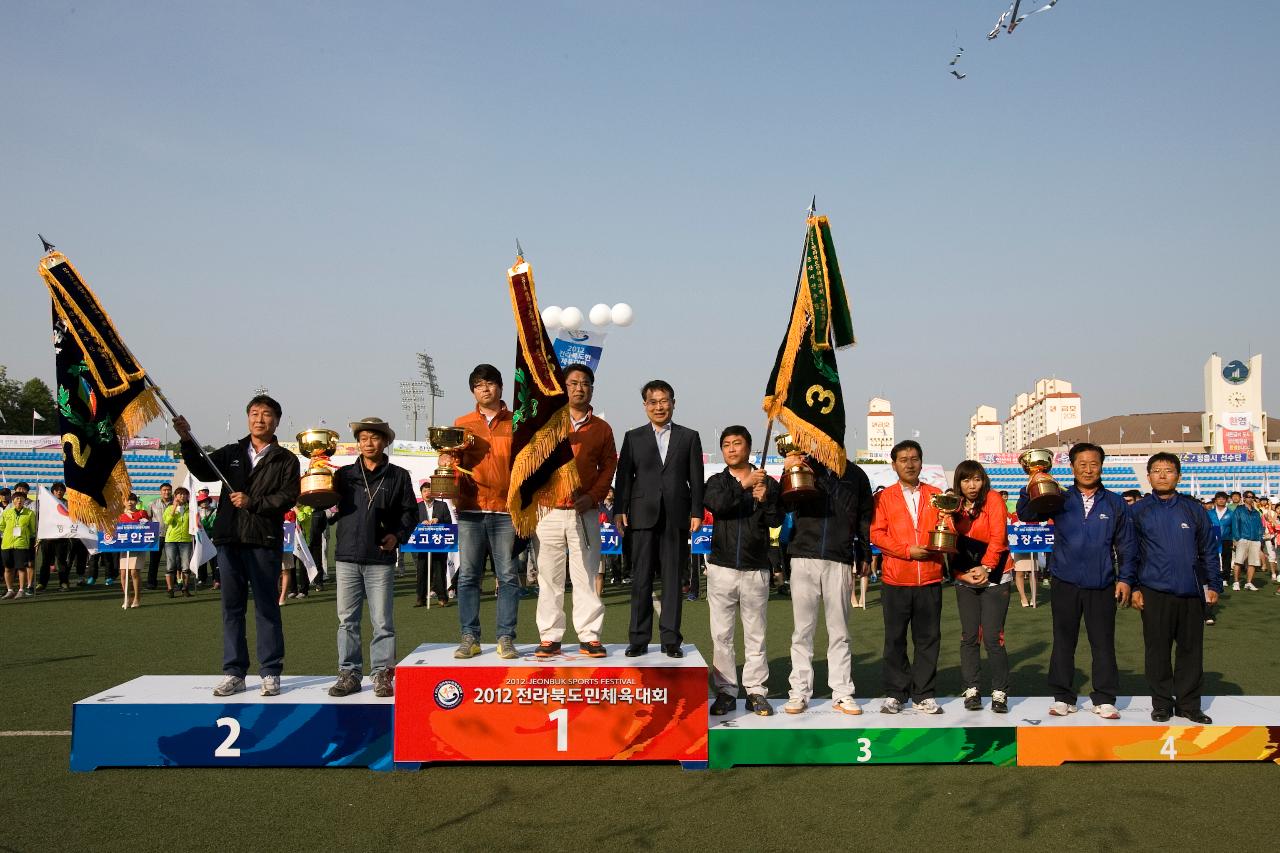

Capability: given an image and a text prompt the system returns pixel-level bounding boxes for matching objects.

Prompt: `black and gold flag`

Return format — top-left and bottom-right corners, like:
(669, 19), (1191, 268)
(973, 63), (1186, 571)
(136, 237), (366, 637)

(762, 215), (856, 474)
(41, 250), (161, 533)
(506, 254), (580, 537)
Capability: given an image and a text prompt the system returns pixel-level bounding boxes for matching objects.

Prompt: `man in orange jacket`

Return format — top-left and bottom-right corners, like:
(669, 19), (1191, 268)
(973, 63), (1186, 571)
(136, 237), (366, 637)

(870, 440), (947, 714)
(452, 364), (519, 660)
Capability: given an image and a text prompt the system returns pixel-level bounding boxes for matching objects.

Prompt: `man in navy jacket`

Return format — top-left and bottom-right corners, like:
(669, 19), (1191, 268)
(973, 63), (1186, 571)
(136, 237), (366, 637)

(1130, 453), (1220, 724)
(1018, 442), (1136, 720)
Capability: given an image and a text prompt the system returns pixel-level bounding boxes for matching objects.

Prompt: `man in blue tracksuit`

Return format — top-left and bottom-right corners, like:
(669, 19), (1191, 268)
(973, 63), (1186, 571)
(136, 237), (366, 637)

(1018, 442), (1137, 720)
(1228, 491), (1265, 591)
(1130, 453), (1220, 724)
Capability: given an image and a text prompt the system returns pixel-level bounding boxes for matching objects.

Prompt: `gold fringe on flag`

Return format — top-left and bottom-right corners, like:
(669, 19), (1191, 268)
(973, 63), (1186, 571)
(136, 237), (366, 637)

(66, 458), (132, 537)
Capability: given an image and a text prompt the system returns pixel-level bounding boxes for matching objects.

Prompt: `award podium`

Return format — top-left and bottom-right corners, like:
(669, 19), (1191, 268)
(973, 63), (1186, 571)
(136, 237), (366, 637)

(394, 643), (709, 769)
(71, 675), (394, 771)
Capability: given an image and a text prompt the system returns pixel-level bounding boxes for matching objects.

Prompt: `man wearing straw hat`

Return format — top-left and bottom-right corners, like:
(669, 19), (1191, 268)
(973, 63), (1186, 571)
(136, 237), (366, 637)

(327, 417), (418, 698)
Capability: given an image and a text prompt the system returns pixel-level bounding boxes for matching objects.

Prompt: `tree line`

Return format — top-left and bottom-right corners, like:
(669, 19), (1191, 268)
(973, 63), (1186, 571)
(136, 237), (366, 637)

(0, 365), (57, 434)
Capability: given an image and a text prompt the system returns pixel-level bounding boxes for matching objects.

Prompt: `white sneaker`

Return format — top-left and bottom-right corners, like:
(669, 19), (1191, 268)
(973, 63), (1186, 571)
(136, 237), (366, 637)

(1, 590), (13, 600)
(912, 698), (943, 714)
(260, 675), (281, 697)
(1245, 583), (1258, 591)
(212, 675), (246, 697)
(833, 696), (862, 716)
(783, 697), (807, 715)
(1232, 582), (1241, 591)
(880, 697), (903, 714)
(1048, 701), (1076, 716)
(1092, 703), (1121, 719)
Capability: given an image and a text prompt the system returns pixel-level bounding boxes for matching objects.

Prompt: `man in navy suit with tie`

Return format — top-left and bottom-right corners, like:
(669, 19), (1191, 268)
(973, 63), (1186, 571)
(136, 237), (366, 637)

(613, 380), (705, 657)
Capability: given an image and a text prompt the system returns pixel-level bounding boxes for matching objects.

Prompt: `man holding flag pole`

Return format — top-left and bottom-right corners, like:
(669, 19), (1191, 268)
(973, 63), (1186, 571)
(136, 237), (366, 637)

(37, 236), (296, 698)
(761, 203), (872, 715)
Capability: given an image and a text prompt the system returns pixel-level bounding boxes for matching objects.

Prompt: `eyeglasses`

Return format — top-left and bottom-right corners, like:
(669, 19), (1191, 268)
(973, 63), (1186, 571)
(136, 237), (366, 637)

(566, 380), (593, 389)
(644, 398), (672, 408)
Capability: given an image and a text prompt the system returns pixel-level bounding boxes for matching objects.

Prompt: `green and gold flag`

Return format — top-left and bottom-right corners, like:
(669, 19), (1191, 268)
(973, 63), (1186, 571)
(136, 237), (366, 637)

(40, 249), (161, 533)
(506, 254), (581, 537)
(762, 215), (855, 474)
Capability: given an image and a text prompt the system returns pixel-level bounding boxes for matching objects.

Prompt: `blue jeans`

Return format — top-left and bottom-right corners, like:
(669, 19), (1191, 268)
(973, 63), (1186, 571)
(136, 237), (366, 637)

(164, 541), (193, 576)
(218, 546), (285, 677)
(335, 561), (396, 675)
(457, 511), (518, 641)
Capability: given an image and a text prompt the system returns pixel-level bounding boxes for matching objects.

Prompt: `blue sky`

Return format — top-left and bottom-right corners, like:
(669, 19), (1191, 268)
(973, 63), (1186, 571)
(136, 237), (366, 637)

(3, 1), (1277, 463)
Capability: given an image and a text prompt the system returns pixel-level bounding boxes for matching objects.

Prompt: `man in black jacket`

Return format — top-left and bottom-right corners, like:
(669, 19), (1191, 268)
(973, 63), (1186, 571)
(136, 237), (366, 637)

(704, 426), (782, 716)
(780, 449), (873, 715)
(613, 380), (705, 658)
(414, 481), (454, 608)
(327, 417), (418, 698)
(175, 395), (300, 698)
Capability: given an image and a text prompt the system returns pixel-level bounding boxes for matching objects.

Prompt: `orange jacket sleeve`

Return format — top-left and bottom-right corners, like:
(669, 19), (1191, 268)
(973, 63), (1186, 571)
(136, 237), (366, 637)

(870, 489), (915, 560)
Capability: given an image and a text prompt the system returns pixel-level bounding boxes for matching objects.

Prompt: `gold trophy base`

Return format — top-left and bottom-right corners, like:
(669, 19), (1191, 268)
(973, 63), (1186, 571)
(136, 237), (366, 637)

(780, 464), (818, 505)
(1025, 477), (1065, 515)
(430, 469), (460, 500)
(298, 470), (338, 509)
(926, 529), (958, 554)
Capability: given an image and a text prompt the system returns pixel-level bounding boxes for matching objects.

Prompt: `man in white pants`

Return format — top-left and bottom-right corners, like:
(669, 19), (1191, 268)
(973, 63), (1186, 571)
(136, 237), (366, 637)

(704, 427), (783, 716)
(781, 449), (874, 715)
(533, 364), (618, 658)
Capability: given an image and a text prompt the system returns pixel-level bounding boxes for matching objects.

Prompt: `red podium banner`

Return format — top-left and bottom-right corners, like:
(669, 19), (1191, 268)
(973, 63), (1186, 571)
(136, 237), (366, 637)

(394, 644), (708, 767)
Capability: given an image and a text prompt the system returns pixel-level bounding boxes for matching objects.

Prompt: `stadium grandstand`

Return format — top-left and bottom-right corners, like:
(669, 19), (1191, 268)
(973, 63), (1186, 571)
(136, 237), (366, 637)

(0, 441), (180, 497)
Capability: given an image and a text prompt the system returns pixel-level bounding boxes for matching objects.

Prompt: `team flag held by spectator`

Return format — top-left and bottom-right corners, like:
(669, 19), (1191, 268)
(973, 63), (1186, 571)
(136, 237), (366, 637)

(762, 213), (856, 475)
(505, 249), (580, 537)
(40, 242), (161, 533)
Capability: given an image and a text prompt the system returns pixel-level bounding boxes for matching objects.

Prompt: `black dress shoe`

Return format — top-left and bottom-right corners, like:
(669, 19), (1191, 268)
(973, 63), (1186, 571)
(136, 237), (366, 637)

(710, 692), (737, 715)
(1151, 708), (1173, 723)
(624, 645), (647, 657)
(662, 645), (684, 658)
(1177, 709), (1213, 725)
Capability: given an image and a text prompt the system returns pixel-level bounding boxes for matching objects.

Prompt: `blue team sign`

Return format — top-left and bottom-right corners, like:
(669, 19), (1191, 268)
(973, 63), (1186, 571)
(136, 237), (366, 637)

(1007, 524), (1055, 553)
(401, 523), (459, 553)
(691, 524), (713, 555)
(600, 523), (622, 555)
(97, 522), (161, 552)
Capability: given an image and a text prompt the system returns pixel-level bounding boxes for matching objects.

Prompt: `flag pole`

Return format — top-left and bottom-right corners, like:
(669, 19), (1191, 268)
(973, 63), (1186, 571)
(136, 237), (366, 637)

(762, 197), (818, 472)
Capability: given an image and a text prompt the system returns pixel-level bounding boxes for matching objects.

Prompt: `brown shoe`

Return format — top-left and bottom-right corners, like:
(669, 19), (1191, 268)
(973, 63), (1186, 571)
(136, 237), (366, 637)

(372, 670), (394, 698)
(327, 669), (362, 697)
(413, 599), (426, 608)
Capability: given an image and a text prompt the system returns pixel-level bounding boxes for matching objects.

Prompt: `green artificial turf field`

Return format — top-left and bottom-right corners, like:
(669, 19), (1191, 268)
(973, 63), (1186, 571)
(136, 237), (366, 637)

(3, 571), (1277, 852)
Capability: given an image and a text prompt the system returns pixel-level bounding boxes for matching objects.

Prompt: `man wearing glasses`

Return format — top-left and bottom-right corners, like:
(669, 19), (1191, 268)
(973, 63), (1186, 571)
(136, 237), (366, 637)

(451, 364), (519, 659)
(613, 380), (705, 658)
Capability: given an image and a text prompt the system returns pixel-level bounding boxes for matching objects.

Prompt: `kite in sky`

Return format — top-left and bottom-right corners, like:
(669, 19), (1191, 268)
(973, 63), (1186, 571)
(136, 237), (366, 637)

(989, 0), (1060, 40)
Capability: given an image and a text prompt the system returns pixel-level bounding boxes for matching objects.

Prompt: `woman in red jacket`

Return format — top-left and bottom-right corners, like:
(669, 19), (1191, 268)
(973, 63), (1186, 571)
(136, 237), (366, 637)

(950, 461), (1011, 713)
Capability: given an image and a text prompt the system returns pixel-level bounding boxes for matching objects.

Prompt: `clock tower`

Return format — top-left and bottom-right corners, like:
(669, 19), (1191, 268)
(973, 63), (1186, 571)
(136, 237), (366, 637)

(1203, 353), (1265, 458)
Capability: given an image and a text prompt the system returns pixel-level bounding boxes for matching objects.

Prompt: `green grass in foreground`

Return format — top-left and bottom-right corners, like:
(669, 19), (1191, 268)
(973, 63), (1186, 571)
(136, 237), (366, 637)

(2, 572), (1278, 852)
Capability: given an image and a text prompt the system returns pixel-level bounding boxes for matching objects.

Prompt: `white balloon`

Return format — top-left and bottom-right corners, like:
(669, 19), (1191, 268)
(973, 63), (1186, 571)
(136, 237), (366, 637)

(611, 302), (634, 327)
(541, 306), (562, 329)
(559, 306), (584, 330)
(589, 303), (613, 327)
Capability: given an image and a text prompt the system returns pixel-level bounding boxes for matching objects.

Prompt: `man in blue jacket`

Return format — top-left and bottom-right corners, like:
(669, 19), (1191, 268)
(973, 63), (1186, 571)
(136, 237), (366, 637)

(1018, 442), (1136, 720)
(1129, 453), (1220, 724)
(1228, 491), (1265, 592)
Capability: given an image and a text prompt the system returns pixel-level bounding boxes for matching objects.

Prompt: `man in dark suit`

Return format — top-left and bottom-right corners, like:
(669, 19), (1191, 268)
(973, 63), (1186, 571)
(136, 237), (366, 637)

(414, 481), (454, 607)
(613, 380), (705, 658)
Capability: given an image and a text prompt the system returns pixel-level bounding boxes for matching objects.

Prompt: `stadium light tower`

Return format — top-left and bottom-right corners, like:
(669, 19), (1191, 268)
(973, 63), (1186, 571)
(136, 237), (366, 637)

(399, 380), (428, 442)
(417, 352), (445, 427)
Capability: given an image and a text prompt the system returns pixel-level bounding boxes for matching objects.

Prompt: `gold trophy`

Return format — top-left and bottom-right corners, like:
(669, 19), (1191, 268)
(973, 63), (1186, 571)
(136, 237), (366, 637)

(427, 425), (475, 500)
(296, 428), (340, 508)
(775, 433), (818, 505)
(926, 492), (962, 554)
(1019, 448), (1065, 515)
